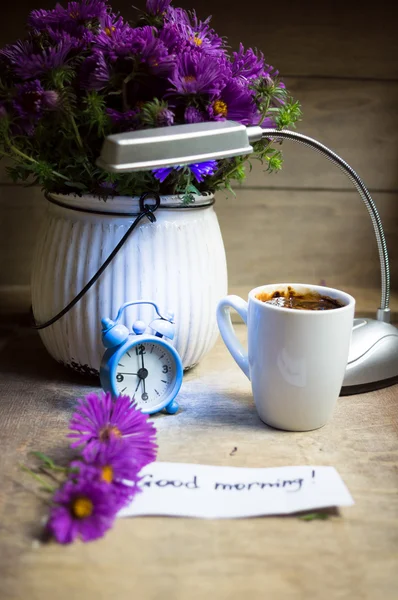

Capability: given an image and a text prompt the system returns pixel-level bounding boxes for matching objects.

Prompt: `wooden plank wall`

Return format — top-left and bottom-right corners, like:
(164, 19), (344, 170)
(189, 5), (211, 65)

(1, 0), (397, 313)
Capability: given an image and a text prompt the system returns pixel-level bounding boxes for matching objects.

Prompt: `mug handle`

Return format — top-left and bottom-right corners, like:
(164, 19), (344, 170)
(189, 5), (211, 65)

(216, 295), (250, 380)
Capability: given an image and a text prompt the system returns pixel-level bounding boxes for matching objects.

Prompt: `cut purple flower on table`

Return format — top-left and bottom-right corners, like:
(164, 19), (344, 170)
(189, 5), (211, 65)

(47, 479), (118, 544)
(70, 437), (143, 508)
(68, 392), (157, 468)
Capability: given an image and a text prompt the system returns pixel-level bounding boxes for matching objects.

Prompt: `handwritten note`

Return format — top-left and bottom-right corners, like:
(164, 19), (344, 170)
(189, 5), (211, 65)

(118, 462), (354, 519)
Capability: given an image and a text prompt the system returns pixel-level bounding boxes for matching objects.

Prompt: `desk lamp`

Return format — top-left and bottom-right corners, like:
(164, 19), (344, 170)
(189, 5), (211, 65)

(97, 121), (398, 394)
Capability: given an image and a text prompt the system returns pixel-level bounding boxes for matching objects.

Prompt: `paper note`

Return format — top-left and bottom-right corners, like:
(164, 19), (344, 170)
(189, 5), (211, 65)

(118, 462), (354, 519)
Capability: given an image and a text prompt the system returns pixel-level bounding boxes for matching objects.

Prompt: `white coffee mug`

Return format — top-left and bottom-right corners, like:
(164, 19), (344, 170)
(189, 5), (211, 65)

(217, 283), (355, 431)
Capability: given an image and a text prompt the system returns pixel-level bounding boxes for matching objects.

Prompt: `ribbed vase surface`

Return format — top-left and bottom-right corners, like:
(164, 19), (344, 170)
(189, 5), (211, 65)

(31, 193), (227, 375)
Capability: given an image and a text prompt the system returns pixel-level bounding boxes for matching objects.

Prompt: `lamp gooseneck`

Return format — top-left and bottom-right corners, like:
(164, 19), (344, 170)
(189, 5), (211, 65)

(246, 127), (390, 322)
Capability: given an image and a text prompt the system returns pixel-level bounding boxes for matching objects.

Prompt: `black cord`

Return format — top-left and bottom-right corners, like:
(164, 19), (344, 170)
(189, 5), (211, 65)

(32, 192), (161, 330)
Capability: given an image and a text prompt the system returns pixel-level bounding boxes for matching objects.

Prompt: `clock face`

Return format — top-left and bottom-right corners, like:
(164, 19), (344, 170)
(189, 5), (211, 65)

(114, 341), (177, 411)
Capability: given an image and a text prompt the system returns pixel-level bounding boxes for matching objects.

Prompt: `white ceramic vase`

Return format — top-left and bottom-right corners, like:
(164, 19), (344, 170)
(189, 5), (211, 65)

(31, 193), (227, 375)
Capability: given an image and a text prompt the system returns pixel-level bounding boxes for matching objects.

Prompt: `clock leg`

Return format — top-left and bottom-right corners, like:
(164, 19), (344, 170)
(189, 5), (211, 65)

(165, 400), (179, 415)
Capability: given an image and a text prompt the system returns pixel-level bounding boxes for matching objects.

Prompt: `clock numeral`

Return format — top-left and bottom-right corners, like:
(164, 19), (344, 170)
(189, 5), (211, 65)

(162, 365), (169, 374)
(116, 374), (124, 383)
(135, 344), (146, 356)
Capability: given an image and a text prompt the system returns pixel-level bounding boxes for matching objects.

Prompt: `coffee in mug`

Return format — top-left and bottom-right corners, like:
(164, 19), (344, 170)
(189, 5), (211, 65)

(256, 286), (346, 311)
(217, 283), (355, 431)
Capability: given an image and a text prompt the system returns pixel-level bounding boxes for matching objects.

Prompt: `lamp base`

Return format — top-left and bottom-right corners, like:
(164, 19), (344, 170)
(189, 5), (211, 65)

(341, 318), (398, 395)
(341, 375), (398, 396)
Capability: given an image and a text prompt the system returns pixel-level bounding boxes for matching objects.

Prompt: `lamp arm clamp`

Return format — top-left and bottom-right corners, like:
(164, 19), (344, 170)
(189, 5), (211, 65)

(248, 127), (390, 322)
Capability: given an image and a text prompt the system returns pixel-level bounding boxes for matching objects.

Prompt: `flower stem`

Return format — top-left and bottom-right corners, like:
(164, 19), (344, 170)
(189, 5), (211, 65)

(70, 115), (84, 150)
(20, 465), (56, 493)
(210, 157), (250, 188)
(6, 143), (69, 181)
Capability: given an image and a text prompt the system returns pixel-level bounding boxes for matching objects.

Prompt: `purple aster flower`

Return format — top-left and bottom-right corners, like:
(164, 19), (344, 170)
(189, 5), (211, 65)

(70, 461), (136, 509)
(158, 24), (181, 52)
(188, 160), (218, 182)
(2, 39), (76, 80)
(156, 106), (174, 126)
(47, 479), (118, 544)
(128, 26), (174, 76)
(146, 0), (172, 15)
(28, 5), (66, 30)
(13, 80), (59, 123)
(231, 44), (266, 81)
(29, 0), (109, 31)
(66, 0), (110, 22)
(99, 181), (117, 193)
(168, 53), (223, 96)
(209, 81), (258, 126)
(80, 51), (110, 90)
(153, 166), (173, 183)
(176, 12), (225, 56)
(257, 116), (276, 128)
(184, 106), (205, 124)
(96, 18), (136, 61)
(70, 437), (142, 509)
(153, 160), (218, 183)
(106, 108), (140, 131)
(164, 6), (190, 27)
(46, 27), (90, 48)
(68, 392), (157, 467)
(83, 437), (144, 481)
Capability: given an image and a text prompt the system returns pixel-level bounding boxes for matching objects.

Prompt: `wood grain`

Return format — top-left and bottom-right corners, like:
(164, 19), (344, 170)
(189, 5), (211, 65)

(241, 79), (398, 192)
(217, 189), (398, 291)
(0, 324), (397, 600)
(0, 186), (45, 286)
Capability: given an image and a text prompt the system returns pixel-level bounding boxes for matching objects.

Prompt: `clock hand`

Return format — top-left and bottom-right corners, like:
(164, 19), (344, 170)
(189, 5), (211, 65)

(119, 372), (138, 375)
(134, 377), (142, 394)
(140, 352), (147, 395)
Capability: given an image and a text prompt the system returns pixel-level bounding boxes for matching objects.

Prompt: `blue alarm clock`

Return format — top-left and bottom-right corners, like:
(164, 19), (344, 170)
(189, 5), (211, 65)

(100, 301), (183, 415)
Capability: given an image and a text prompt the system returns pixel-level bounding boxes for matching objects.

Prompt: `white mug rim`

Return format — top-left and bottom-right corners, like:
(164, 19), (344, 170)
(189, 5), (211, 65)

(249, 283), (355, 316)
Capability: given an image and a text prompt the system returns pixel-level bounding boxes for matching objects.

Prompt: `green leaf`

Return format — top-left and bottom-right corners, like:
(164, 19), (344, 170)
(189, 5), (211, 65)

(64, 181), (88, 190)
(30, 452), (56, 469)
(299, 512), (329, 521)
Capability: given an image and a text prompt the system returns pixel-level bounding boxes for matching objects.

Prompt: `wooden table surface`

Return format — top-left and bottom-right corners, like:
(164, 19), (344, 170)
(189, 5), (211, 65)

(1, 320), (398, 600)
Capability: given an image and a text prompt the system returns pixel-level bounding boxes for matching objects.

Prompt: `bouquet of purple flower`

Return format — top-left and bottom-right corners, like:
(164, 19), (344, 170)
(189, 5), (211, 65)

(0, 0), (301, 201)
(23, 392), (157, 544)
